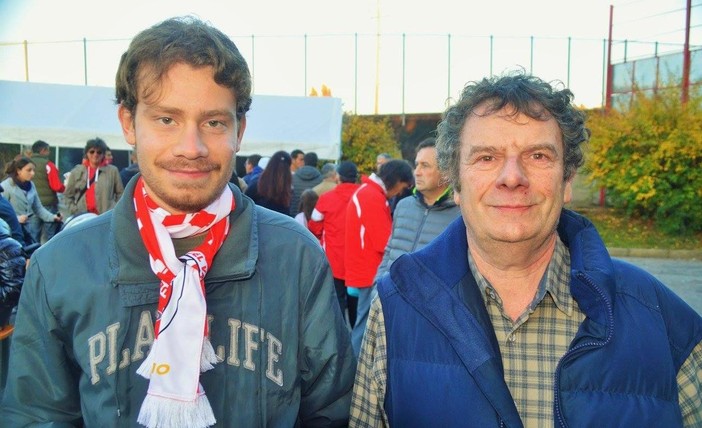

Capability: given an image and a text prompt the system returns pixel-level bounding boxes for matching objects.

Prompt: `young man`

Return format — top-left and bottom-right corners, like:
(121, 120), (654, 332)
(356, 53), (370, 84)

(345, 159), (413, 356)
(242, 153), (262, 185)
(350, 73), (702, 426)
(120, 150), (140, 187)
(372, 137), (460, 287)
(1, 17), (355, 428)
(28, 140), (65, 243)
(290, 149), (305, 174)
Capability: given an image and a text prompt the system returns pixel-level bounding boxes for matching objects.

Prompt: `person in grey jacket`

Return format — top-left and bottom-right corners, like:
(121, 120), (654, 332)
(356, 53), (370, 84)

(290, 152), (322, 217)
(373, 137), (461, 285)
(1, 16), (354, 428)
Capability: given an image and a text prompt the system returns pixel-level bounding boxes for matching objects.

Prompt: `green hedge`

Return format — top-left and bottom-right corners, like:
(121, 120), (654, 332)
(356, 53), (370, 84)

(584, 87), (702, 235)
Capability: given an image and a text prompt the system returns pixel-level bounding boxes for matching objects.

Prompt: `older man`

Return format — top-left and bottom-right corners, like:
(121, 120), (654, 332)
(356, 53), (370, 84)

(350, 73), (702, 427)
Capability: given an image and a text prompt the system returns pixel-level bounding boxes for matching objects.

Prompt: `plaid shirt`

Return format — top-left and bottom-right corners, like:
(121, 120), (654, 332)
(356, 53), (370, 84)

(350, 238), (702, 427)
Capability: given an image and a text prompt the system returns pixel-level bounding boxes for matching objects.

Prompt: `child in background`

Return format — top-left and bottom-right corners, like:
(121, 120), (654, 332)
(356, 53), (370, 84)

(295, 188), (319, 229)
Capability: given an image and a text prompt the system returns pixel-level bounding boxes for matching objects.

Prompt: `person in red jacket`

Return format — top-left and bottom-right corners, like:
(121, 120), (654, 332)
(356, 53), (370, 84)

(309, 161), (360, 328)
(345, 159), (413, 356)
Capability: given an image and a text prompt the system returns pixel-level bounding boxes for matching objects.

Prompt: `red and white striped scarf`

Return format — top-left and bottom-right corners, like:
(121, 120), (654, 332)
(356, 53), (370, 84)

(133, 177), (234, 428)
(81, 159), (99, 214)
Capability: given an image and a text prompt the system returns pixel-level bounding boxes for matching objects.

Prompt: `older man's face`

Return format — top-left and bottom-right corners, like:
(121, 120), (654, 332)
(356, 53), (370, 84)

(453, 104), (572, 251)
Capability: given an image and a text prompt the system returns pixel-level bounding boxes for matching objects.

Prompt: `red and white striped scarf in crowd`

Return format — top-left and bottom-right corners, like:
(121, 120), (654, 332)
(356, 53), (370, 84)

(133, 177), (234, 428)
(81, 159), (99, 214)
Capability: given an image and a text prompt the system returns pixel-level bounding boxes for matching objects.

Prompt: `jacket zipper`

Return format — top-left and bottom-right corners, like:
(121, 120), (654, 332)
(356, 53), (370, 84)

(553, 272), (614, 427)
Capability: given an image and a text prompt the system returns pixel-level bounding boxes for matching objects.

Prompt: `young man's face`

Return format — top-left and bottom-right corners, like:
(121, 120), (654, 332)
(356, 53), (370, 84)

(385, 181), (411, 200)
(118, 63), (245, 214)
(453, 104), (572, 250)
(292, 154), (305, 171)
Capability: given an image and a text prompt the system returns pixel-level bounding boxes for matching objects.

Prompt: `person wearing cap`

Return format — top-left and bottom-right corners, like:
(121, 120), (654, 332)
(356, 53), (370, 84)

(309, 161), (360, 328)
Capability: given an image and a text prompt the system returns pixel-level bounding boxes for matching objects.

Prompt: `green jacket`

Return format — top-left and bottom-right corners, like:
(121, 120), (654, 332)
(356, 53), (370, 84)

(1, 181), (355, 427)
(63, 163), (124, 215)
(30, 154), (58, 207)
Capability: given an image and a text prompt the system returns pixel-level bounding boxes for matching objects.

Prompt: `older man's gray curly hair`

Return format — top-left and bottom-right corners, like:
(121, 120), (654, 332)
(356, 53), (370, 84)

(436, 72), (590, 192)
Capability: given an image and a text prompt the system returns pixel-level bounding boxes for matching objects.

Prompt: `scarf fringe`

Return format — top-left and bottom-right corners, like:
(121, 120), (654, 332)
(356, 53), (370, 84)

(137, 393), (216, 428)
(200, 337), (222, 372)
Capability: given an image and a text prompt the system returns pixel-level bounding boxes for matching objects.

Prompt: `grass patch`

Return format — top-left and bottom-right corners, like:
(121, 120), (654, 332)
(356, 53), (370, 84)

(572, 207), (702, 250)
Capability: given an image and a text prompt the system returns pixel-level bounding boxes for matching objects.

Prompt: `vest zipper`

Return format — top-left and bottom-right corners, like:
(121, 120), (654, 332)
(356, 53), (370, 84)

(553, 271), (614, 427)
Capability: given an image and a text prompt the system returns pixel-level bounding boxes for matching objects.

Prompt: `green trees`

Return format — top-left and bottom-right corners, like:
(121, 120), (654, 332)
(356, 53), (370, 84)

(585, 88), (702, 234)
(341, 114), (401, 175)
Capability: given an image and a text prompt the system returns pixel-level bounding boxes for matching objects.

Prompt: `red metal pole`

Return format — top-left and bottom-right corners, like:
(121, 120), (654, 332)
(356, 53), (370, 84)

(601, 4), (615, 207)
(605, 5), (614, 112)
(682, 0), (691, 104)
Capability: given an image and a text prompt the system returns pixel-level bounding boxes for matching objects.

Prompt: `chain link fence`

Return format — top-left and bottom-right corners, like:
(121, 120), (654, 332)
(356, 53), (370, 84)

(3, 33), (686, 115)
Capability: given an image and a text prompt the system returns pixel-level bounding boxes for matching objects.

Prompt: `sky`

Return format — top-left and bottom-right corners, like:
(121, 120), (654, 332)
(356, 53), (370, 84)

(0, 0), (697, 114)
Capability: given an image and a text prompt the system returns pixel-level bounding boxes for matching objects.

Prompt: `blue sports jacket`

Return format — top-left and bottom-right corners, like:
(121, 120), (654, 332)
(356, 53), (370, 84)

(377, 209), (702, 427)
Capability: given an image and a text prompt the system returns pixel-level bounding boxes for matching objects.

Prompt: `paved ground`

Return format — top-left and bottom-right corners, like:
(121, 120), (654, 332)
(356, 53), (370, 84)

(619, 256), (702, 315)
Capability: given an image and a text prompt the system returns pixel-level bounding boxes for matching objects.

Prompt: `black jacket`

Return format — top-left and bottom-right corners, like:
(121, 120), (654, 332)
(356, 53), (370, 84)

(0, 185), (25, 246)
(0, 230), (26, 326)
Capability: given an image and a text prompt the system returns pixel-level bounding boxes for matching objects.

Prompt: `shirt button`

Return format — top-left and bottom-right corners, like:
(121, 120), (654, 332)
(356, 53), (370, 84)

(488, 290), (496, 300)
(508, 334), (516, 343)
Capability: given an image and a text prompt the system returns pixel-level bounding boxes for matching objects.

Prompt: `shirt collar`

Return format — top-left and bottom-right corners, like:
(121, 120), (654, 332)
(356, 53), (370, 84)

(368, 173), (387, 192)
(469, 236), (575, 317)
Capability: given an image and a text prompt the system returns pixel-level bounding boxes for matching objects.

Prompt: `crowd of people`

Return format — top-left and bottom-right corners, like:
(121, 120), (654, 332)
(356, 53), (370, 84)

(0, 15), (699, 428)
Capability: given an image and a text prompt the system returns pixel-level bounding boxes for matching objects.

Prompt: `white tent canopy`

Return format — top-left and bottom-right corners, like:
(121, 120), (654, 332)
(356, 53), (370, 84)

(0, 80), (343, 160)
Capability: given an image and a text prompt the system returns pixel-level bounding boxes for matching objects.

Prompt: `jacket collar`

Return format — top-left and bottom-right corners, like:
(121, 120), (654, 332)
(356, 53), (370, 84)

(556, 209), (615, 326)
(364, 173), (387, 193)
(412, 186), (456, 209)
